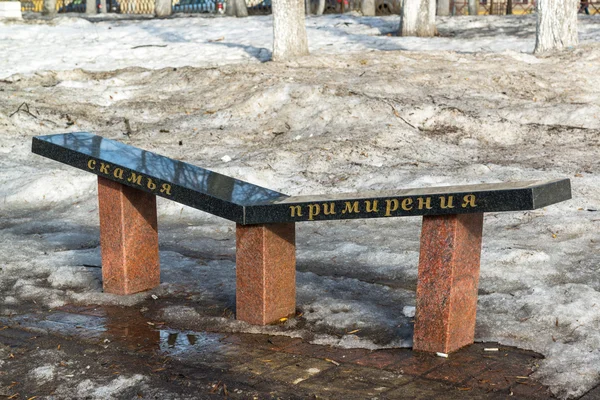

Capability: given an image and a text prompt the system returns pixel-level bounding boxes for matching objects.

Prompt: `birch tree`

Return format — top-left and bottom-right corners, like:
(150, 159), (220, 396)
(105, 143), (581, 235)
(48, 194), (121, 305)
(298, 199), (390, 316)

(272, 0), (309, 61)
(86, 0), (97, 14)
(315, 0), (325, 14)
(437, 0), (449, 16)
(42, 0), (57, 15)
(155, 0), (171, 16)
(226, 0), (248, 16)
(362, 0), (376, 15)
(534, 0), (578, 53)
(399, 0), (436, 37)
(468, 0), (478, 15)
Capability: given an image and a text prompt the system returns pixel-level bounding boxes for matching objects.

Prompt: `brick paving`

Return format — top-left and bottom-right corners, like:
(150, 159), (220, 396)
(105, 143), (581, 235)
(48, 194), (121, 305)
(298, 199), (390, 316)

(0, 304), (563, 399)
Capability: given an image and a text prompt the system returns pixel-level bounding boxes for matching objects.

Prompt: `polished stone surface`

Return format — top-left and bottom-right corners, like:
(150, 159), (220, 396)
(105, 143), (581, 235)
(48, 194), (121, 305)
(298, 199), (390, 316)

(413, 213), (484, 354)
(32, 133), (571, 225)
(98, 177), (160, 295)
(32, 132), (288, 224)
(246, 179), (572, 224)
(235, 223), (296, 325)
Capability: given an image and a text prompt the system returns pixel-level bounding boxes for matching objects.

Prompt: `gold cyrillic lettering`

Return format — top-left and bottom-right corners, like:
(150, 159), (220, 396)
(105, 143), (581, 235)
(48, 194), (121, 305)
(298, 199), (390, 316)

(440, 196), (454, 209)
(87, 159), (96, 170)
(385, 199), (399, 216)
(462, 194), (477, 208)
(323, 203), (336, 215)
(127, 173), (143, 186)
(341, 201), (359, 214)
(417, 197), (433, 210)
(308, 204), (320, 221)
(147, 178), (157, 190)
(99, 163), (110, 174)
(113, 168), (124, 180)
(290, 205), (303, 217)
(364, 200), (379, 213)
(401, 198), (413, 211)
(160, 183), (172, 195)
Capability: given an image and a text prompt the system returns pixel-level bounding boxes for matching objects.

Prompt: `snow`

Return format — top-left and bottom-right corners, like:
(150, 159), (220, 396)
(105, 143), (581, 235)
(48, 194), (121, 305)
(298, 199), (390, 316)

(1, 11), (600, 399)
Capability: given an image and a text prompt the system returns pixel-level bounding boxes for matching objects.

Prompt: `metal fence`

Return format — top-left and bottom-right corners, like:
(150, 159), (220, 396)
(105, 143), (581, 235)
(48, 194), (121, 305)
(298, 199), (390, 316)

(20, 0), (600, 15)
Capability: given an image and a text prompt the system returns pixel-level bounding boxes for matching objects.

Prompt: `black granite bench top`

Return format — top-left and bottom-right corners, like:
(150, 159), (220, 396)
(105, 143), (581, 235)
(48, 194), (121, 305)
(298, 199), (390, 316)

(32, 132), (572, 225)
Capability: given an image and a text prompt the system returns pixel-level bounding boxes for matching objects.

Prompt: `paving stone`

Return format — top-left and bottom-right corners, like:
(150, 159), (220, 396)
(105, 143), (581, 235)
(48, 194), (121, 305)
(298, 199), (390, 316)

(509, 381), (556, 399)
(387, 351), (448, 376)
(220, 332), (303, 351)
(353, 349), (412, 369)
(261, 354), (334, 385)
(423, 353), (496, 384)
(298, 364), (412, 398)
(384, 378), (509, 399)
(281, 341), (370, 363)
(230, 352), (302, 376)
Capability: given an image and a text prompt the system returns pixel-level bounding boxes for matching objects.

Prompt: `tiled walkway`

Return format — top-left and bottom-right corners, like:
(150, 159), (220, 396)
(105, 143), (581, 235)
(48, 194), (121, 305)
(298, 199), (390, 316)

(1, 305), (561, 399)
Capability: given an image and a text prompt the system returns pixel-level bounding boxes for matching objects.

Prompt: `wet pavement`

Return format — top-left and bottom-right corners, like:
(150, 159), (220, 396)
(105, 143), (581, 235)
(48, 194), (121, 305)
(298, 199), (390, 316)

(0, 303), (580, 399)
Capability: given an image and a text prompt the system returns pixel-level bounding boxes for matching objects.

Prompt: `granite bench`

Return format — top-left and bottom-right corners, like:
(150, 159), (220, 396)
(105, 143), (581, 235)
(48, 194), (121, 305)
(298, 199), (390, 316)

(32, 132), (572, 354)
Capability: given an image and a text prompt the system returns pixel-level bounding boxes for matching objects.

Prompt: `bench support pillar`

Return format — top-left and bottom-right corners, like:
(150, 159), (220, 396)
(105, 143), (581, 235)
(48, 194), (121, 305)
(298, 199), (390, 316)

(413, 213), (484, 354)
(97, 177), (160, 295)
(235, 223), (296, 325)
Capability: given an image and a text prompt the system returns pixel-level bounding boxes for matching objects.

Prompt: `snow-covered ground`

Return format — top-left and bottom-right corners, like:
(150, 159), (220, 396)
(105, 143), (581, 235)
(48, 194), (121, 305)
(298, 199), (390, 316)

(1, 12), (600, 399)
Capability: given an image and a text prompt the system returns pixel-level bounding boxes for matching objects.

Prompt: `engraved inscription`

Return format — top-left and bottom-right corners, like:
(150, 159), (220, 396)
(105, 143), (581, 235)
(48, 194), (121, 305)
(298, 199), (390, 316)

(288, 195), (478, 221)
(87, 158), (173, 197)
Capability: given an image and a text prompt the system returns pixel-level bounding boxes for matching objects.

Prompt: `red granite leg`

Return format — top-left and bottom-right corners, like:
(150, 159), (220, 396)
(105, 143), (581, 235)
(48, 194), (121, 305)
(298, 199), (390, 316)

(97, 177), (160, 295)
(413, 213), (484, 354)
(236, 223), (296, 325)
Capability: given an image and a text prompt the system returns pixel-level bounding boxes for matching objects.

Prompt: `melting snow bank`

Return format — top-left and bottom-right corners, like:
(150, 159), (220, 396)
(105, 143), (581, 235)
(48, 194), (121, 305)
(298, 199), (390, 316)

(1, 13), (600, 79)
(1, 16), (600, 397)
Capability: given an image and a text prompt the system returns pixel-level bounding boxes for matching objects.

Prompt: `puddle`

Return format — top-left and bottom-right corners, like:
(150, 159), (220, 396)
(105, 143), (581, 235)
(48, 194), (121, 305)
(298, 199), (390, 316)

(3, 304), (230, 358)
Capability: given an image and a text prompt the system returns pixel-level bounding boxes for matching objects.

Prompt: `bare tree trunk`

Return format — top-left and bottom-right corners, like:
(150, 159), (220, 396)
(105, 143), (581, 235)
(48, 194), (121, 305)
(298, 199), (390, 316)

(226, 0), (236, 15)
(316, 0), (325, 14)
(362, 0), (376, 15)
(534, 0), (578, 53)
(155, 0), (171, 16)
(399, 0), (436, 37)
(233, 0), (247, 16)
(86, 0), (97, 14)
(273, 0), (309, 61)
(305, 0), (311, 14)
(506, 0), (512, 14)
(43, 0), (57, 15)
(437, 0), (449, 15)
(468, 0), (478, 15)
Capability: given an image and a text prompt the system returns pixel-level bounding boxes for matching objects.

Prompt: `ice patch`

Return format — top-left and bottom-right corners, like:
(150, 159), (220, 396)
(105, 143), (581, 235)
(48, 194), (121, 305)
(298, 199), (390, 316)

(29, 365), (56, 384)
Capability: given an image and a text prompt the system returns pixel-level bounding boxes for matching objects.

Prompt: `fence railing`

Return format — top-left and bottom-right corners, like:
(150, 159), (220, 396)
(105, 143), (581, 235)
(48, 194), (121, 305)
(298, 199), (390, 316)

(20, 0), (600, 15)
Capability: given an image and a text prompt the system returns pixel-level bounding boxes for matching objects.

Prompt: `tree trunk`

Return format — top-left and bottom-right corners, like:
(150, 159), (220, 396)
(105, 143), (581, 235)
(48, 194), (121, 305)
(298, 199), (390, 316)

(86, 0), (97, 14)
(362, 0), (376, 15)
(534, 0), (578, 53)
(316, 0), (325, 14)
(272, 0), (309, 61)
(437, 0), (450, 16)
(399, 0), (436, 37)
(437, 0), (449, 15)
(468, 0), (478, 15)
(305, 0), (311, 14)
(42, 0), (57, 15)
(226, 0), (236, 15)
(155, 0), (171, 16)
(233, 0), (247, 16)
(506, 0), (512, 14)
(99, 0), (107, 13)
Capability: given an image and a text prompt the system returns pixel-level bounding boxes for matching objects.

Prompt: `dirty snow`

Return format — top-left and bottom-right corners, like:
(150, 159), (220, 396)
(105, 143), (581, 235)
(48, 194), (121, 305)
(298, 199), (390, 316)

(1, 11), (600, 399)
